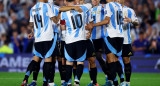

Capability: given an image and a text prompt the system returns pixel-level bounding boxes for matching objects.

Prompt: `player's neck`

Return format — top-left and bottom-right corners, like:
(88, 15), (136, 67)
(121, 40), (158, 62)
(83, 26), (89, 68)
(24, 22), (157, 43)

(108, 0), (114, 3)
(68, 3), (74, 6)
(39, 0), (44, 2)
(94, 4), (100, 7)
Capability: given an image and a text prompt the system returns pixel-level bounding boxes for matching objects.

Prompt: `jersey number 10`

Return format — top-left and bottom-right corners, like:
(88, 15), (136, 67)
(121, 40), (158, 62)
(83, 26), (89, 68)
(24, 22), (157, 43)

(71, 14), (83, 29)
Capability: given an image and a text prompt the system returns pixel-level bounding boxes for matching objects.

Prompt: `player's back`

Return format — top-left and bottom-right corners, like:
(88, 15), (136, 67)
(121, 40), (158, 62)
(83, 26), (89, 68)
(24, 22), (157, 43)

(61, 5), (91, 44)
(105, 2), (123, 38)
(30, 2), (55, 42)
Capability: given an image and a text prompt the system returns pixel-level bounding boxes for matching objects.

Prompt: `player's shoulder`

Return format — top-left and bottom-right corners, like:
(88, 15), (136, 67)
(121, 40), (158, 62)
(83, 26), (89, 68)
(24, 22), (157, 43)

(125, 6), (135, 13)
(80, 3), (92, 9)
(105, 2), (115, 7)
(53, 5), (60, 9)
(124, 6), (132, 10)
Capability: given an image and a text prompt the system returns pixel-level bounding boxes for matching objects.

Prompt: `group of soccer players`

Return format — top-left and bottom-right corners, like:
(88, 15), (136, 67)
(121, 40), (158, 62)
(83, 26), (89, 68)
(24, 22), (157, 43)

(21, 0), (139, 86)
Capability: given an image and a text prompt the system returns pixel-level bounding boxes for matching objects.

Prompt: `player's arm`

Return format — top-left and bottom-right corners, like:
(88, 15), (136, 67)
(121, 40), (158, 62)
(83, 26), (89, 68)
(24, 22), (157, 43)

(28, 10), (34, 39)
(86, 21), (93, 39)
(59, 6), (83, 12)
(124, 9), (139, 26)
(51, 13), (61, 24)
(94, 17), (110, 26)
(86, 17), (110, 30)
(27, 22), (34, 39)
(86, 4), (110, 30)
(123, 16), (139, 26)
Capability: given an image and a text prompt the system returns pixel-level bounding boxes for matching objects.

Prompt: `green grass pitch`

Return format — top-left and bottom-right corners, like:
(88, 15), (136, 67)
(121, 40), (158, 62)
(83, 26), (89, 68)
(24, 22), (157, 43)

(0, 72), (160, 86)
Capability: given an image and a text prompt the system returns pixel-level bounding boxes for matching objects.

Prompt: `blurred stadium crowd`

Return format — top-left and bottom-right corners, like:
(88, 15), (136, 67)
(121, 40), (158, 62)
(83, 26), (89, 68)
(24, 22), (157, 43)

(0, 0), (160, 54)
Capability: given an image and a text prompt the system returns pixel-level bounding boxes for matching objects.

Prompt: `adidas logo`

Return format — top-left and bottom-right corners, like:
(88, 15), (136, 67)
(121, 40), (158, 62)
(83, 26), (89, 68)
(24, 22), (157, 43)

(128, 52), (132, 55)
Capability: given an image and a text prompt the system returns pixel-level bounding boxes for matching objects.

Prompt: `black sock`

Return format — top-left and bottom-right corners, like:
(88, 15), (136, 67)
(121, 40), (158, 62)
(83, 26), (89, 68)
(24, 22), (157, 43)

(73, 69), (77, 79)
(61, 65), (66, 81)
(58, 61), (63, 80)
(49, 62), (55, 83)
(23, 60), (38, 82)
(76, 64), (84, 82)
(90, 67), (97, 84)
(106, 61), (111, 81)
(124, 63), (132, 82)
(65, 65), (73, 83)
(108, 62), (117, 85)
(43, 62), (52, 84)
(33, 61), (40, 81)
(96, 53), (108, 75)
(116, 61), (124, 82)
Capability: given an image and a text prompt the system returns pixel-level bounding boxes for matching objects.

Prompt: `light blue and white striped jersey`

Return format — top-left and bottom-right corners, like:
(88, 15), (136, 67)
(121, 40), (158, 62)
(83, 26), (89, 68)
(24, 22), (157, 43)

(123, 6), (138, 44)
(61, 4), (92, 44)
(91, 4), (106, 39)
(29, 2), (55, 42)
(51, 5), (60, 33)
(104, 2), (123, 38)
(85, 9), (93, 38)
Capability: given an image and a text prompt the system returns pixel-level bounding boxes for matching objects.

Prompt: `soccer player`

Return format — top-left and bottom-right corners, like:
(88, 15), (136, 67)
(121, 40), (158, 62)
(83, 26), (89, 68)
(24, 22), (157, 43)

(28, 0), (60, 86)
(120, 0), (139, 86)
(89, 0), (112, 85)
(71, 0), (99, 86)
(21, 0), (83, 86)
(60, 0), (92, 85)
(86, 0), (124, 86)
(21, 0), (60, 86)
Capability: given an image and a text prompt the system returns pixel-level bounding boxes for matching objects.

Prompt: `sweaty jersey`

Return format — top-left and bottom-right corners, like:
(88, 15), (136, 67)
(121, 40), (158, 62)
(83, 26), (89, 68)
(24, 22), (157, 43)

(61, 4), (92, 44)
(29, 2), (55, 42)
(123, 6), (138, 44)
(91, 4), (106, 39)
(104, 2), (123, 38)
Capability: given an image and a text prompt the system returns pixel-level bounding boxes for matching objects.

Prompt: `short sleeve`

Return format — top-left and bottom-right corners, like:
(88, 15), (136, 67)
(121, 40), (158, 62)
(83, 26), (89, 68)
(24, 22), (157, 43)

(83, 3), (92, 10)
(29, 9), (33, 22)
(131, 9), (138, 22)
(104, 3), (113, 17)
(46, 4), (55, 18)
(80, 3), (92, 13)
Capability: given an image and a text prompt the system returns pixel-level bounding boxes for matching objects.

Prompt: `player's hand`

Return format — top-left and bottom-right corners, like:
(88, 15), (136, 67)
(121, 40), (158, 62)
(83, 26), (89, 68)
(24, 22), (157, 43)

(28, 34), (33, 39)
(85, 23), (93, 30)
(123, 16), (132, 23)
(86, 32), (91, 39)
(74, 6), (83, 13)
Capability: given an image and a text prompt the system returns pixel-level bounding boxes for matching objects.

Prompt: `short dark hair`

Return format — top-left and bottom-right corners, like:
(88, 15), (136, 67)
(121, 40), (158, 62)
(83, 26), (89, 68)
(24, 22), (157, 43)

(66, 0), (75, 2)
(139, 31), (144, 35)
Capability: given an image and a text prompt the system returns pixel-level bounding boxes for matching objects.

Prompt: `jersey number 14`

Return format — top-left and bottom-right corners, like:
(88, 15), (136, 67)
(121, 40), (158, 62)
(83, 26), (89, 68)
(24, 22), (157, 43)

(34, 14), (43, 28)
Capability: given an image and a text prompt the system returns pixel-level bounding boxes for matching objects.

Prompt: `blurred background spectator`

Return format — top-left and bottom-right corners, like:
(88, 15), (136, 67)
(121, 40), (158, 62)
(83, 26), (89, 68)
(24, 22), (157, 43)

(132, 31), (149, 54)
(0, 0), (159, 55)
